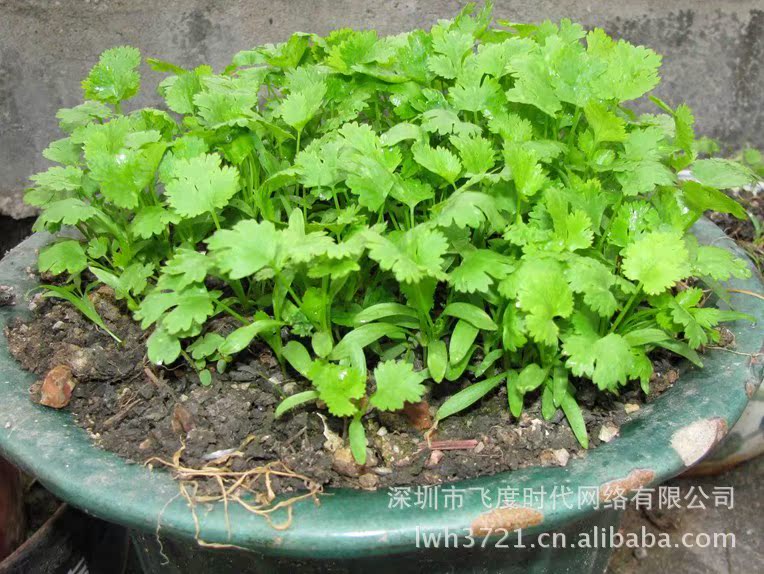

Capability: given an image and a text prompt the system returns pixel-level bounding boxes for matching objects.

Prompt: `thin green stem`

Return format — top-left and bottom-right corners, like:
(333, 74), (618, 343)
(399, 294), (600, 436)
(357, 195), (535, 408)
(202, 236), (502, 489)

(610, 282), (643, 334)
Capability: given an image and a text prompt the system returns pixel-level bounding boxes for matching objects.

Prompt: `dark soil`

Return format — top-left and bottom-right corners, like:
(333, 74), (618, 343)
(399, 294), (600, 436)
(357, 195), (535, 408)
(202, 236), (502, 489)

(4, 291), (680, 497)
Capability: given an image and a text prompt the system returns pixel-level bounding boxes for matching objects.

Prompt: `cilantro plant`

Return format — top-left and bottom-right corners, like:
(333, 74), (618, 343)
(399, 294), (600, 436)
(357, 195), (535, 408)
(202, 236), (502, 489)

(28, 3), (757, 461)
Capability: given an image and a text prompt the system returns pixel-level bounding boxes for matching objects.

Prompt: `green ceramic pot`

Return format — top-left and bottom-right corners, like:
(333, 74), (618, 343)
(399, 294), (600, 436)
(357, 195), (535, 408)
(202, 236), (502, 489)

(0, 219), (761, 574)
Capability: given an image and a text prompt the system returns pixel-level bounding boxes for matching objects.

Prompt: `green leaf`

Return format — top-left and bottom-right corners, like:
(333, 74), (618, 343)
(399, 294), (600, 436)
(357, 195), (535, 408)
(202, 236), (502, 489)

(147, 327), (181, 366)
(427, 339), (448, 383)
(370, 360), (427, 411)
(199, 370), (213, 386)
(365, 226), (449, 284)
(36, 198), (97, 229)
(206, 220), (279, 280)
(449, 319), (479, 365)
(188, 333), (225, 361)
(656, 339), (703, 367)
(681, 181), (747, 220)
(505, 145), (546, 198)
(451, 133), (495, 175)
(349, 414), (368, 465)
(219, 320), (282, 356)
(30, 166), (84, 193)
(330, 323), (405, 360)
(692, 246), (751, 281)
(450, 250), (515, 294)
(441, 302), (497, 331)
(308, 361), (366, 417)
(621, 231), (691, 295)
(515, 364), (548, 393)
(541, 385), (556, 420)
(561, 389), (589, 448)
(623, 328), (669, 347)
(165, 153), (240, 219)
(312, 332), (334, 358)
(280, 81), (327, 131)
(584, 101), (626, 144)
(411, 141), (462, 184)
(275, 391), (320, 419)
(131, 206), (181, 239)
(691, 159), (757, 189)
(82, 46), (141, 104)
(435, 373), (506, 422)
(506, 371), (524, 417)
(282, 341), (314, 377)
(39, 240), (87, 276)
(353, 303), (418, 325)
(136, 285), (220, 335)
(40, 284), (120, 342)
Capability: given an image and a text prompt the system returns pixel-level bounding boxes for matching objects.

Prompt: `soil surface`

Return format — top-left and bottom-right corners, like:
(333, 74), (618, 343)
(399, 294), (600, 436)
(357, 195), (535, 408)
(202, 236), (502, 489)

(4, 291), (679, 497)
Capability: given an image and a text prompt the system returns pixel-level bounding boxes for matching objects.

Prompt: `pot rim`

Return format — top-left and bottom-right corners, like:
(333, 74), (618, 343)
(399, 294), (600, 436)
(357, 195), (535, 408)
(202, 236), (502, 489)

(0, 218), (761, 560)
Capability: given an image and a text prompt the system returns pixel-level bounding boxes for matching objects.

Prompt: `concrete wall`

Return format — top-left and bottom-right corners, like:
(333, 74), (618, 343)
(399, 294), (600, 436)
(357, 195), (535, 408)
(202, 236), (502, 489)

(0, 0), (762, 218)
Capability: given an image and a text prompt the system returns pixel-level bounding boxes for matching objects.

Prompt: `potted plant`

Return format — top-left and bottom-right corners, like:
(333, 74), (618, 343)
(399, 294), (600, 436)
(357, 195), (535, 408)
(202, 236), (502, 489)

(0, 4), (761, 573)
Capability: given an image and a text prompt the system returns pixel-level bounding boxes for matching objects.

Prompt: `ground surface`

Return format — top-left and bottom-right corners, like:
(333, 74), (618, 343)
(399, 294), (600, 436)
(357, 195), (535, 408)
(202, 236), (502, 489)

(608, 456), (763, 574)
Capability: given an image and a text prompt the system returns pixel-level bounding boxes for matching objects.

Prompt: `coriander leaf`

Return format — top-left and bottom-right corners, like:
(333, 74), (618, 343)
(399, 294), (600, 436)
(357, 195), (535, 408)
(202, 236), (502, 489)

(692, 246), (751, 281)
(365, 226), (449, 284)
(308, 361), (366, 417)
(30, 166), (83, 193)
(411, 141), (462, 184)
(147, 327), (181, 366)
(370, 360), (427, 411)
(451, 133), (495, 175)
(82, 46), (141, 105)
(165, 153), (239, 219)
(690, 159), (757, 189)
(280, 81), (327, 131)
(621, 231), (691, 295)
(564, 256), (618, 317)
(36, 198), (97, 229)
(130, 206), (180, 239)
(584, 101), (626, 144)
(450, 249), (515, 294)
(505, 144), (546, 198)
(39, 240), (87, 276)
(207, 220), (279, 280)
(510, 259), (574, 345)
(563, 332), (633, 391)
(56, 101), (112, 133)
(162, 248), (213, 289)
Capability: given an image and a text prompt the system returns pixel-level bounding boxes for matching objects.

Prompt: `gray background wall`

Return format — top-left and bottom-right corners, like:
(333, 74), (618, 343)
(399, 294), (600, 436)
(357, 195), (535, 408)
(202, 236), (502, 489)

(1, 0), (762, 219)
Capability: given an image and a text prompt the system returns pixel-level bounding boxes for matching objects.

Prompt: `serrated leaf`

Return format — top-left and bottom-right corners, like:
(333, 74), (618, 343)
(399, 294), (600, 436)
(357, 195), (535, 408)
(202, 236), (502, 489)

(621, 231), (691, 295)
(39, 240), (87, 276)
(82, 46), (141, 104)
(370, 360), (427, 411)
(165, 153), (239, 219)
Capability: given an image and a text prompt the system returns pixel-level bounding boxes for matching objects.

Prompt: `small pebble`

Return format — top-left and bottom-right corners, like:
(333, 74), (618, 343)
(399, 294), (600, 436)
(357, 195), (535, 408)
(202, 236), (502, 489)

(633, 547), (648, 560)
(376, 426), (389, 437)
(598, 422), (620, 443)
(473, 441), (485, 454)
(426, 449), (444, 468)
(624, 403), (641, 414)
(358, 473), (380, 490)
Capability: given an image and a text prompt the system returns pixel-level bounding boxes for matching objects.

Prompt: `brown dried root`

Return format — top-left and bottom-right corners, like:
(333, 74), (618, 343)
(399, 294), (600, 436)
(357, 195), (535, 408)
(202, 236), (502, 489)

(146, 438), (323, 548)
